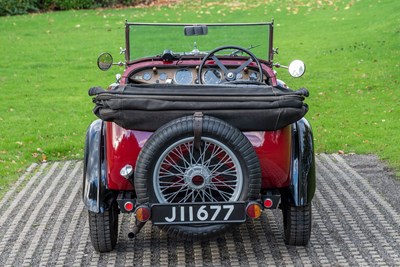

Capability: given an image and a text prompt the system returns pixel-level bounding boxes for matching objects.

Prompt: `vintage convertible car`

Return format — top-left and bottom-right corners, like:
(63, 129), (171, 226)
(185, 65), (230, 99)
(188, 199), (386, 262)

(84, 21), (315, 252)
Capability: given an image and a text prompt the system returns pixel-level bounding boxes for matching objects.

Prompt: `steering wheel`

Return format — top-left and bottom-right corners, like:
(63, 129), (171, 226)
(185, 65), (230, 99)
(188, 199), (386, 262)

(198, 45), (263, 84)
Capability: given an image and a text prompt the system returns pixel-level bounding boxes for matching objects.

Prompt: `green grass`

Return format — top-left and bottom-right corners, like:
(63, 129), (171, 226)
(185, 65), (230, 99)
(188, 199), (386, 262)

(0, 0), (399, 197)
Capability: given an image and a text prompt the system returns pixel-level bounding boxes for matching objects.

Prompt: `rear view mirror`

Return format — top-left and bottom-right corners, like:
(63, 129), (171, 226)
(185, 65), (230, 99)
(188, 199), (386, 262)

(184, 25), (208, 36)
(288, 60), (306, 78)
(97, 52), (113, 71)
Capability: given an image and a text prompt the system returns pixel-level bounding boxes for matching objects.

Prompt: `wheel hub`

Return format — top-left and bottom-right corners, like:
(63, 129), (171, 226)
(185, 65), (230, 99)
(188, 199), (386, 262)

(192, 175), (204, 186)
(184, 165), (210, 189)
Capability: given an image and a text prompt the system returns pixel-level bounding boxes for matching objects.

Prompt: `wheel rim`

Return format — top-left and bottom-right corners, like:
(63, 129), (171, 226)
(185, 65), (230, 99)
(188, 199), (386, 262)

(153, 137), (243, 203)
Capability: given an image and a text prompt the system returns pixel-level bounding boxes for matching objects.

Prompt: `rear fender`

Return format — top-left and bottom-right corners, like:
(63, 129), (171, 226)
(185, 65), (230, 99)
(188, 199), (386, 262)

(82, 119), (110, 213)
(289, 118), (316, 206)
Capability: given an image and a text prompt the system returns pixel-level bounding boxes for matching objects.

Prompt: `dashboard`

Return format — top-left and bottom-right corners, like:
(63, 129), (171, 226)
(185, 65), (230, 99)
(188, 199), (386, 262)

(129, 67), (261, 85)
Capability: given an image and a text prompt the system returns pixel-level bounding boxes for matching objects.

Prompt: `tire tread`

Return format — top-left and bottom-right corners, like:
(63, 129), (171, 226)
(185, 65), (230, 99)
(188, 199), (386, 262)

(282, 202), (312, 246)
(88, 203), (118, 252)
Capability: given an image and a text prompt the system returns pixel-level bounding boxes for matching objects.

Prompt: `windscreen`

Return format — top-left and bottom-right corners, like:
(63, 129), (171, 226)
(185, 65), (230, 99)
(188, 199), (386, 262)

(128, 23), (270, 61)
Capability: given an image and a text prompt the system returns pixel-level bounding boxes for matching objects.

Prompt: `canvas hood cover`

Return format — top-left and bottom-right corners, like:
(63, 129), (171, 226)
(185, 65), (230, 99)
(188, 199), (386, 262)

(89, 83), (309, 131)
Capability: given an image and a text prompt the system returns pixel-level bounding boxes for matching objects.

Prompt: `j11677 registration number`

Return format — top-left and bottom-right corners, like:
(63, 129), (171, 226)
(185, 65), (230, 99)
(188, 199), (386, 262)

(152, 202), (246, 225)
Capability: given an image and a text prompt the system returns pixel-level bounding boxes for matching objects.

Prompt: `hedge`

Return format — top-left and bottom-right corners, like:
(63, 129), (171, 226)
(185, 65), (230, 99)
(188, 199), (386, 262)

(0, 0), (153, 16)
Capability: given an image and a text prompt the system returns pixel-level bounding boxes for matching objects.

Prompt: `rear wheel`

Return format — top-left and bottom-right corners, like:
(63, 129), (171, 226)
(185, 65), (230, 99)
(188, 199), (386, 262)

(88, 201), (119, 252)
(134, 115), (261, 240)
(281, 198), (311, 246)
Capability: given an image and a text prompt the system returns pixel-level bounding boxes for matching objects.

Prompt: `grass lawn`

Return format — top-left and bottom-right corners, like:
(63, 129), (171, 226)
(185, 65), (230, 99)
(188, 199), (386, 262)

(0, 0), (399, 197)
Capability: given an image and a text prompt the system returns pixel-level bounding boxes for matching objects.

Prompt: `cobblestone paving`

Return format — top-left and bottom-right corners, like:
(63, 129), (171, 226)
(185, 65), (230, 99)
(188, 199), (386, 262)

(0, 154), (399, 266)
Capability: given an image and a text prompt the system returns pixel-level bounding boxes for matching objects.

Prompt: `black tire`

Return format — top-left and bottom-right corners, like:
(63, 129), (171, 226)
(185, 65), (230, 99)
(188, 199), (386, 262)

(88, 201), (119, 252)
(282, 199), (312, 246)
(134, 115), (261, 240)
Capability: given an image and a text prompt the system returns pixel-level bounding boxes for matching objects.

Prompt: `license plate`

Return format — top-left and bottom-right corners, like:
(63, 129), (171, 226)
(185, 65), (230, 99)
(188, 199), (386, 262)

(151, 202), (246, 225)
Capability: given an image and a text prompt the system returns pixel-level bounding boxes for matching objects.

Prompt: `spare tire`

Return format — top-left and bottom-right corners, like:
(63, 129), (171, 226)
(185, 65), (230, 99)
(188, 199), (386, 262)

(134, 115), (261, 240)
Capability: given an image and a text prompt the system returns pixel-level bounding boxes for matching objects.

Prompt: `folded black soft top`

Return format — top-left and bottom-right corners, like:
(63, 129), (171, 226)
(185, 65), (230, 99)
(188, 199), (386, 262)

(90, 84), (309, 131)
(89, 83), (309, 97)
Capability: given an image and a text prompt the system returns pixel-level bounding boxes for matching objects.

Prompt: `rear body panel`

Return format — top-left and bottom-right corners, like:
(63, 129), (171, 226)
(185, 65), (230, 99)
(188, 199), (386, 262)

(106, 122), (291, 191)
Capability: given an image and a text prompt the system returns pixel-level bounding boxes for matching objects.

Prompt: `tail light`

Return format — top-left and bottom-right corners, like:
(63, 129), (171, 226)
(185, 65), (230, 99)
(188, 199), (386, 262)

(246, 202), (262, 219)
(124, 201), (135, 212)
(263, 198), (273, 209)
(135, 205), (151, 222)
(260, 194), (280, 209)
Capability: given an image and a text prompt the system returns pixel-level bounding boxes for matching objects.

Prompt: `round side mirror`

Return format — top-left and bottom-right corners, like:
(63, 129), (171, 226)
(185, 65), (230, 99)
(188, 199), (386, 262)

(288, 60), (306, 78)
(97, 52), (113, 71)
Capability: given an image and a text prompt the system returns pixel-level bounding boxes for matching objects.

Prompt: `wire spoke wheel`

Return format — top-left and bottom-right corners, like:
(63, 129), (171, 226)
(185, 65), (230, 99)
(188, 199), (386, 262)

(154, 137), (243, 204)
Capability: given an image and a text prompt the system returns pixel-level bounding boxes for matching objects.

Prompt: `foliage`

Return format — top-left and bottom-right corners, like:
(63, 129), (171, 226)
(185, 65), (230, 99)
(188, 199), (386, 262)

(0, 0), (150, 16)
(0, 0), (38, 16)
(36, 0), (150, 10)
